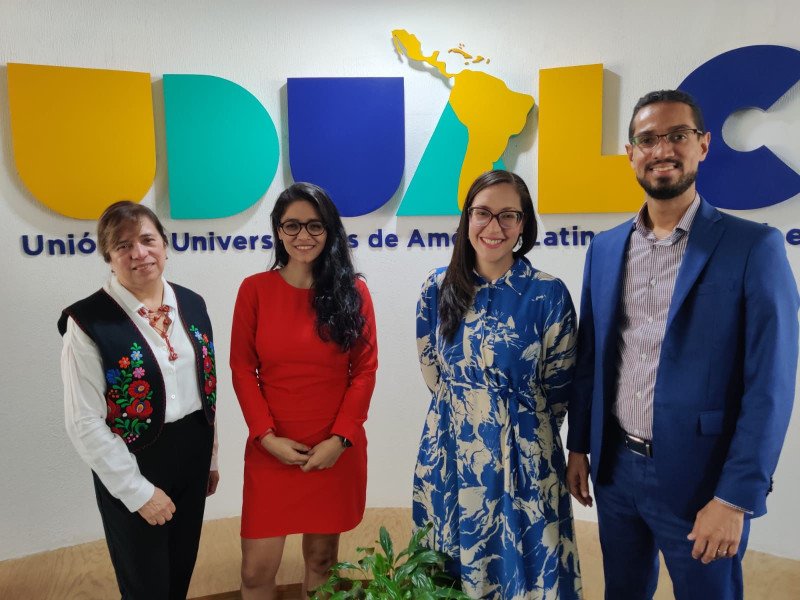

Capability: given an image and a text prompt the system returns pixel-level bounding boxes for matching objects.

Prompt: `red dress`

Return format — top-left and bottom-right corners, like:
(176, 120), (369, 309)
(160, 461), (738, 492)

(230, 271), (378, 538)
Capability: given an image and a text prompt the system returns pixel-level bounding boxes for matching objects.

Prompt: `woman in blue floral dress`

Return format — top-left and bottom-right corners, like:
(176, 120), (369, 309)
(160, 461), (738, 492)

(413, 171), (581, 599)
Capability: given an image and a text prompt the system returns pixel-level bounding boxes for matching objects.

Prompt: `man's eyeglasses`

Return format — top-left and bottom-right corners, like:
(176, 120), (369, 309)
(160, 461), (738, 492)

(468, 207), (523, 229)
(629, 128), (704, 151)
(279, 220), (326, 236)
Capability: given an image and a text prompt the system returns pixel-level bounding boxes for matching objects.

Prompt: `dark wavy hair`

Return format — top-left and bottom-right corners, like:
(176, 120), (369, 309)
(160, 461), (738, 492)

(439, 170), (538, 341)
(270, 183), (365, 351)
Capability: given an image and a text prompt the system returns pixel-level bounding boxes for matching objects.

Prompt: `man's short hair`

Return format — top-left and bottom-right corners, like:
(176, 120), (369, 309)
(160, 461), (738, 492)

(628, 90), (706, 140)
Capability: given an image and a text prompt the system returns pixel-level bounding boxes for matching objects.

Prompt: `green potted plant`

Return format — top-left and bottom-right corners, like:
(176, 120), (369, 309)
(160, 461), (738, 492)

(310, 522), (469, 599)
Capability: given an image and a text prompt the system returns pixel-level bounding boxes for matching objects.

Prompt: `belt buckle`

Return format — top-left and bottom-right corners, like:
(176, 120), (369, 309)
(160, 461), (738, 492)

(624, 432), (653, 458)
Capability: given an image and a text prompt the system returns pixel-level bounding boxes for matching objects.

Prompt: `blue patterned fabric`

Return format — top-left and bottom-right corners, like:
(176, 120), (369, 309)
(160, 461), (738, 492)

(413, 257), (582, 600)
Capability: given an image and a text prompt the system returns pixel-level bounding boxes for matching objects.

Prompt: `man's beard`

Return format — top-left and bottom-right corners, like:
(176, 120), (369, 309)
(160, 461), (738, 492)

(637, 167), (697, 200)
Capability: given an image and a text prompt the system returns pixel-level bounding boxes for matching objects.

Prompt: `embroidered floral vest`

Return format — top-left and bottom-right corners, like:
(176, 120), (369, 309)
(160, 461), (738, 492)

(58, 283), (216, 452)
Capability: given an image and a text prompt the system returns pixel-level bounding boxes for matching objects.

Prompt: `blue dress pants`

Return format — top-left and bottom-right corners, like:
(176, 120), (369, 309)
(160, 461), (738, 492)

(595, 440), (749, 600)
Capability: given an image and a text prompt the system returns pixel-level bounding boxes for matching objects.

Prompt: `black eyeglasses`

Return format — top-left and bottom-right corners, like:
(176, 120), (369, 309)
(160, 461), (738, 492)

(279, 220), (326, 236)
(468, 207), (524, 229)
(629, 128), (704, 150)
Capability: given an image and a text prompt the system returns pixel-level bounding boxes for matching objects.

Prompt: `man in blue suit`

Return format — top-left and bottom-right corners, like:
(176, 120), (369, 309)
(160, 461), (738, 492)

(566, 89), (798, 599)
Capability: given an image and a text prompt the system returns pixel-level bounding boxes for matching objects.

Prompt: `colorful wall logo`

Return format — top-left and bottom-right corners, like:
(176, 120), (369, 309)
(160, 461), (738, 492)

(5, 40), (800, 220)
(391, 30), (533, 215)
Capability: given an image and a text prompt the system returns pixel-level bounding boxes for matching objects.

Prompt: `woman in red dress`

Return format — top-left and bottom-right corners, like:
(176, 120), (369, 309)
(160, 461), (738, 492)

(231, 183), (378, 599)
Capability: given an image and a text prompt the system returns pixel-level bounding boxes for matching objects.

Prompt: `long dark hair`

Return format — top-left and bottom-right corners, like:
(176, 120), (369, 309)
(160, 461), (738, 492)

(439, 170), (538, 341)
(270, 183), (365, 351)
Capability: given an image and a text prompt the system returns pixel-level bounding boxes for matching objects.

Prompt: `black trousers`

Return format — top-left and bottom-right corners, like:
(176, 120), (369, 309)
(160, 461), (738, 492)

(93, 410), (214, 600)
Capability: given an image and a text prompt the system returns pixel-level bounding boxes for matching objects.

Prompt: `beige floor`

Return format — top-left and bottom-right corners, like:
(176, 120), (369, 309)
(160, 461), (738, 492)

(1, 509), (798, 599)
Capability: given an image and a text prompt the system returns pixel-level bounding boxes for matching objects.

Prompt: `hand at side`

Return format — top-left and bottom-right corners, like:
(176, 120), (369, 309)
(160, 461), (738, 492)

(687, 498), (744, 564)
(566, 451), (594, 507)
(137, 487), (176, 525)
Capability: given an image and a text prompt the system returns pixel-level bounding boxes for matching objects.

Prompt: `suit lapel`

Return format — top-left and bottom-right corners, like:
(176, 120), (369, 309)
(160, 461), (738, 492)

(597, 221), (632, 398)
(598, 223), (631, 329)
(666, 198), (724, 330)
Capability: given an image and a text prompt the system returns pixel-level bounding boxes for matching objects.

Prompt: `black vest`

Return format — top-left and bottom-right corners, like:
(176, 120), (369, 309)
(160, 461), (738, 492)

(58, 283), (216, 453)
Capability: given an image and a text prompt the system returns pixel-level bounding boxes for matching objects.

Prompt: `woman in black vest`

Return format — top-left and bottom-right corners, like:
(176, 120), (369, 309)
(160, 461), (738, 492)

(59, 201), (218, 600)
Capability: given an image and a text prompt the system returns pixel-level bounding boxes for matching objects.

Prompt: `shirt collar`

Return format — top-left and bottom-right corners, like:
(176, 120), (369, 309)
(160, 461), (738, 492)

(107, 275), (176, 314)
(633, 193), (701, 240)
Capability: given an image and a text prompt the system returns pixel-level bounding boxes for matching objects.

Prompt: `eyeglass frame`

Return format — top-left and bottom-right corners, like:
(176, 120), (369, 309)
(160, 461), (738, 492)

(278, 219), (327, 237)
(467, 206), (525, 229)
(629, 127), (704, 150)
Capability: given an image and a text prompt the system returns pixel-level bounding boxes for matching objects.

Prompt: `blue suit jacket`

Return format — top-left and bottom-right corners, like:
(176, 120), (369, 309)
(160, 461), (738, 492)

(567, 197), (799, 520)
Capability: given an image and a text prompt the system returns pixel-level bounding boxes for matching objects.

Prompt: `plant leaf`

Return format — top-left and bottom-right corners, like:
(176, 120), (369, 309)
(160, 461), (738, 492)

(374, 574), (402, 600)
(393, 560), (418, 583)
(349, 581), (365, 599)
(373, 552), (390, 576)
(379, 526), (395, 566)
(432, 588), (470, 599)
(407, 522), (433, 554)
(328, 524), (464, 600)
(358, 554), (376, 576)
(308, 583), (332, 599)
(410, 571), (435, 590)
(405, 550), (447, 568)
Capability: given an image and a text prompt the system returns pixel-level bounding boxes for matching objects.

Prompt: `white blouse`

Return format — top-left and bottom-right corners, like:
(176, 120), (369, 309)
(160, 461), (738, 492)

(62, 276), (218, 512)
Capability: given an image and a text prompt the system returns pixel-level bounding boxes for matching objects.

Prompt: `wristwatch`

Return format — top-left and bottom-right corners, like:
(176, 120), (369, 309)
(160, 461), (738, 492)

(334, 434), (353, 448)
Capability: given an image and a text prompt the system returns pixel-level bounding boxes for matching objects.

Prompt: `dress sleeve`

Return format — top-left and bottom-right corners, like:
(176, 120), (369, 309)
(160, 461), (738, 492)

(416, 269), (441, 394)
(230, 276), (276, 445)
(331, 280), (378, 443)
(540, 279), (578, 428)
(62, 318), (154, 512)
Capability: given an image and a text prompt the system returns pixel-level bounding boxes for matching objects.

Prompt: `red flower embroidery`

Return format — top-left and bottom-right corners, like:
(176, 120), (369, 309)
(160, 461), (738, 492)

(190, 325), (216, 410)
(128, 398), (153, 419)
(204, 375), (216, 395)
(107, 388), (121, 401)
(106, 397), (122, 421)
(128, 380), (151, 399)
(119, 356), (131, 368)
(106, 398), (123, 436)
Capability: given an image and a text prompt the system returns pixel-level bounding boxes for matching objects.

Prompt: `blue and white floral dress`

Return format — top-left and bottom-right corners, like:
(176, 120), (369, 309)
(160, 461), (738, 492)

(413, 257), (581, 600)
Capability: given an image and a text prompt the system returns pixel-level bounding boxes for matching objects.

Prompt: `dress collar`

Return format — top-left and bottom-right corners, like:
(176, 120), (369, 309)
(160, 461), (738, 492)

(473, 256), (532, 292)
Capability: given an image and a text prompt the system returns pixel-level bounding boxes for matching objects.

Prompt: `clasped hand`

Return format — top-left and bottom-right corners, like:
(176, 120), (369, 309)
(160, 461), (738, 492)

(261, 433), (345, 472)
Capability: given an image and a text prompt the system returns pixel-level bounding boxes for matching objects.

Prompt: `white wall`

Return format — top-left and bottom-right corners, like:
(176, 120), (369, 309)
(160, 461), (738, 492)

(1, 0), (799, 561)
